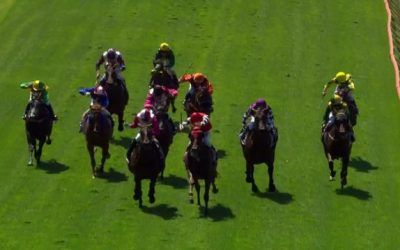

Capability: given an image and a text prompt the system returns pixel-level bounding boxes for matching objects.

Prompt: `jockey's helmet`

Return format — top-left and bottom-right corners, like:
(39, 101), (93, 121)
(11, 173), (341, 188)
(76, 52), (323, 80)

(193, 73), (205, 84)
(254, 98), (267, 109)
(335, 72), (347, 83)
(106, 48), (117, 60)
(32, 80), (47, 91)
(139, 109), (154, 124)
(190, 112), (205, 124)
(160, 42), (170, 51)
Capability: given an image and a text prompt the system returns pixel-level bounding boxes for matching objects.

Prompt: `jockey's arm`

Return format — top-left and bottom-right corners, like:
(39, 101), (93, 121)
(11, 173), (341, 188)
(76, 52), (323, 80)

(322, 106), (331, 123)
(178, 74), (193, 84)
(117, 55), (126, 71)
(95, 55), (105, 71)
(129, 116), (140, 128)
(348, 80), (355, 91)
(20, 81), (34, 90)
(79, 87), (95, 96)
(322, 78), (336, 96)
(168, 51), (175, 67)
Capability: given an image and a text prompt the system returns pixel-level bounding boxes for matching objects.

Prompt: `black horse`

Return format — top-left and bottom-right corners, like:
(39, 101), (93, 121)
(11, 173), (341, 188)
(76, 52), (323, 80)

(241, 117), (277, 193)
(82, 107), (113, 178)
(150, 62), (178, 112)
(184, 88), (213, 117)
(322, 112), (353, 189)
(99, 64), (129, 131)
(128, 126), (164, 207)
(185, 129), (218, 216)
(24, 99), (53, 166)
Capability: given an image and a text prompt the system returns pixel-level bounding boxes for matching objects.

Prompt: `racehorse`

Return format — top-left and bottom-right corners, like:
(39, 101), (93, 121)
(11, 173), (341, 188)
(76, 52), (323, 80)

(322, 111), (353, 189)
(128, 125), (164, 207)
(155, 110), (175, 179)
(337, 89), (358, 126)
(100, 64), (129, 131)
(184, 88), (213, 117)
(82, 106), (113, 178)
(24, 99), (53, 166)
(241, 116), (277, 193)
(150, 62), (178, 112)
(185, 129), (218, 216)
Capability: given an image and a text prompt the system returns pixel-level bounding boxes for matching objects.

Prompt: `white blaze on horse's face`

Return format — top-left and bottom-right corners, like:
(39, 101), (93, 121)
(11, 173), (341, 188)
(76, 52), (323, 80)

(141, 126), (150, 144)
(192, 138), (198, 149)
(339, 123), (345, 133)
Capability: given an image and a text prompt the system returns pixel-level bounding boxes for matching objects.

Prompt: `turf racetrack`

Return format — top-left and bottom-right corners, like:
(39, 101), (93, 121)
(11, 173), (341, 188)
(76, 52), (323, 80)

(0, 0), (400, 249)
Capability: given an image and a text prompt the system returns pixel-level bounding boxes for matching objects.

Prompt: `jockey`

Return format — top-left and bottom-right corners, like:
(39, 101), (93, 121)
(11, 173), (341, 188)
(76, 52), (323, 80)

(79, 85), (113, 133)
(20, 80), (57, 121)
(179, 72), (214, 107)
(187, 112), (212, 147)
(126, 108), (164, 164)
(153, 42), (175, 69)
(322, 94), (355, 142)
(239, 99), (277, 146)
(322, 71), (358, 112)
(95, 48), (126, 80)
(144, 85), (178, 113)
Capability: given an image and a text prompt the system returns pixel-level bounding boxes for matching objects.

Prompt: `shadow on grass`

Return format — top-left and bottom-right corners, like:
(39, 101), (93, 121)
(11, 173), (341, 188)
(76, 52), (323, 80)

(140, 204), (180, 220)
(252, 191), (294, 205)
(217, 149), (227, 159)
(37, 159), (69, 174)
(160, 174), (187, 189)
(335, 186), (372, 200)
(110, 136), (131, 149)
(200, 203), (235, 222)
(349, 156), (378, 173)
(97, 167), (128, 183)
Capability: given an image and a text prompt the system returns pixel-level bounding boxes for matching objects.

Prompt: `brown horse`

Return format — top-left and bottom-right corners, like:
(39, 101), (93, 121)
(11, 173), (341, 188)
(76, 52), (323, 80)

(99, 64), (129, 131)
(25, 99), (53, 166)
(128, 126), (164, 207)
(322, 112), (353, 189)
(241, 116), (277, 193)
(184, 88), (213, 117)
(82, 107), (113, 177)
(155, 111), (175, 179)
(184, 130), (218, 216)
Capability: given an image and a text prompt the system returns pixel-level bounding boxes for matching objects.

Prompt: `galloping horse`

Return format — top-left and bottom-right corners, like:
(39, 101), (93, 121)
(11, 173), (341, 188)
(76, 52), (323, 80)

(100, 64), (129, 131)
(184, 88), (213, 117)
(155, 110), (175, 179)
(185, 129), (218, 216)
(241, 116), (277, 193)
(82, 106), (113, 177)
(150, 62), (178, 112)
(322, 112), (353, 189)
(24, 99), (53, 166)
(128, 125), (164, 207)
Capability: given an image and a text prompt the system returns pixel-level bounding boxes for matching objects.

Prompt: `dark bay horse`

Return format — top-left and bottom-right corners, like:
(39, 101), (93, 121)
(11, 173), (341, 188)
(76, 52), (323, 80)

(82, 106), (113, 177)
(184, 88), (213, 117)
(322, 112), (353, 189)
(100, 64), (129, 131)
(25, 99), (53, 166)
(155, 110), (175, 179)
(241, 117), (277, 193)
(150, 63), (178, 112)
(128, 126), (164, 207)
(185, 130), (217, 216)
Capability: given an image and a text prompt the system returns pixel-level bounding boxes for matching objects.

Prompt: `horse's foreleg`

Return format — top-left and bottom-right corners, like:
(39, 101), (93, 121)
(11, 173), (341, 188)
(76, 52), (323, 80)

(28, 143), (34, 166)
(100, 144), (110, 174)
(194, 179), (201, 206)
(246, 161), (258, 193)
(187, 169), (194, 204)
(341, 155), (349, 189)
(35, 140), (45, 166)
(204, 180), (211, 216)
(117, 112), (124, 132)
(266, 161), (276, 192)
(148, 178), (156, 204)
(87, 143), (96, 178)
(133, 176), (143, 207)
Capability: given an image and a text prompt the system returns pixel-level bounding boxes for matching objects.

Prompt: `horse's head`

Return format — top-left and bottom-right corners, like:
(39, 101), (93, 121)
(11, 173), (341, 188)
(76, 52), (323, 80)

(27, 99), (48, 121)
(139, 124), (152, 144)
(105, 63), (118, 84)
(253, 110), (267, 131)
(331, 111), (350, 139)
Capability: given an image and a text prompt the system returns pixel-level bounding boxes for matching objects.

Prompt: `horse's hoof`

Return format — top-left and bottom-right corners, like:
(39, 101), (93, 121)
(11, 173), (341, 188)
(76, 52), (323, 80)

(252, 185), (259, 193)
(118, 124), (124, 131)
(149, 196), (155, 204)
(329, 171), (336, 181)
(245, 176), (253, 183)
(212, 188), (219, 194)
(139, 199), (143, 208)
(46, 138), (52, 145)
(28, 161), (33, 166)
(189, 199), (194, 204)
(341, 178), (347, 189)
(268, 184), (276, 192)
(105, 153), (111, 159)
(133, 193), (140, 201)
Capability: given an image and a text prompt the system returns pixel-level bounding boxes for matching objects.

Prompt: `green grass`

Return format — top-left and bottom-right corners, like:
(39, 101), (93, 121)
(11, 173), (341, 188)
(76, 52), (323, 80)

(0, 0), (399, 249)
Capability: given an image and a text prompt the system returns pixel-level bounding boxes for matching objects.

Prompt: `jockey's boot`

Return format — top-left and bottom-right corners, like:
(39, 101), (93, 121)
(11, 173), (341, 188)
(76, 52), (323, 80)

(126, 139), (137, 164)
(239, 127), (248, 145)
(47, 104), (57, 121)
